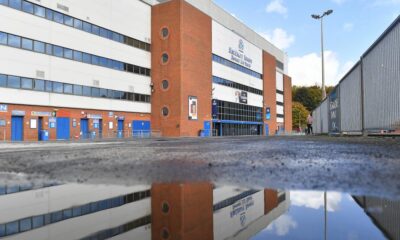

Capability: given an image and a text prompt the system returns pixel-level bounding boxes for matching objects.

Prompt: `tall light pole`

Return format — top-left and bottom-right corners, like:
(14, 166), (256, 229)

(312, 9), (333, 100)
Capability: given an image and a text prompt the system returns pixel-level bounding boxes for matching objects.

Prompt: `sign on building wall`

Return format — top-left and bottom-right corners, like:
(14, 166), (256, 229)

(0, 104), (8, 112)
(236, 91), (248, 104)
(11, 110), (26, 116)
(188, 96), (198, 120)
(266, 107), (271, 120)
(31, 111), (52, 117)
(212, 99), (218, 119)
(329, 87), (341, 133)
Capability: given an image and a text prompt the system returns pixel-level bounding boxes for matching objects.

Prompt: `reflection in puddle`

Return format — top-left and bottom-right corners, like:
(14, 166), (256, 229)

(0, 183), (398, 239)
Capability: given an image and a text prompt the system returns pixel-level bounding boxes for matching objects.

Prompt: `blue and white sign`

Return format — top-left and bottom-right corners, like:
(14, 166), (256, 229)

(266, 107), (271, 120)
(11, 110), (25, 116)
(0, 104), (7, 112)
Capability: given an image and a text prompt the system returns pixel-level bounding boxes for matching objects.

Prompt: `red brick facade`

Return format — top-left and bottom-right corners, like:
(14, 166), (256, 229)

(263, 51), (277, 136)
(284, 75), (293, 132)
(0, 103), (150, 141)
(151, 0), (212, 137)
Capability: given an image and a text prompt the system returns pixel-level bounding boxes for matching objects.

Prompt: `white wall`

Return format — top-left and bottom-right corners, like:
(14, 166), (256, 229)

(276, 93), (284, 103)
(276, 71), (284, 92)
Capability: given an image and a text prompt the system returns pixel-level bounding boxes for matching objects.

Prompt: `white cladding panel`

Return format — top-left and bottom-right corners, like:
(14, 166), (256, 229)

(212, 21), (263, 74)
(277, 105), (284, 115)
(213, 84), (263, 108)
(277, 117), (284, 123)
(276, 93), (284, 103)
(212, 62), (263, 90)
(276, 71), (284, 91)
(213, 191), (265, 240)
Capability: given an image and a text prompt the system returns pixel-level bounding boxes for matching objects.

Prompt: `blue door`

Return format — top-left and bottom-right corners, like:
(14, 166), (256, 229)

(265, 124), (269, 136)
(132, 120), (151, 137)
(80, 119), (89, 139)
(56, 118), (70, 140)
(11, 116), (24, 141)
(118, 120), (124, 138)
(38, 117), (43, 141)
(203, 121), (211, 137)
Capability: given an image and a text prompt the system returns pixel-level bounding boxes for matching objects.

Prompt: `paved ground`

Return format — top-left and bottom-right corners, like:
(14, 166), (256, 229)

(0, 136), (400, 198)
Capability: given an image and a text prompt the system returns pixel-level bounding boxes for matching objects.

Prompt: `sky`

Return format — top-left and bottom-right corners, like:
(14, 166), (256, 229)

(212, 0), (400, 86)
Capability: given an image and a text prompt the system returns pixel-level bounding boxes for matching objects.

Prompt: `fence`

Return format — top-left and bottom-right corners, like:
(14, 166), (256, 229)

(312, 15), (400, 135)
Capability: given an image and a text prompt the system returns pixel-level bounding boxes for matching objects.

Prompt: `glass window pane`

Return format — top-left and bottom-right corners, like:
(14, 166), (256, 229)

(51, 211), (62, 223)
(0, 224), (5, 237)
(5, 221), (18, 235)
(73, 19), (82, 29)
(53, 82), (63, 93)
(7, 76), (20, 88)
(82, 53), (91, 64)
(91, 55), (99, 65)
(91, 87), (100, 97)
(82, 22), (91, 33)
(45, 81), (52, 92)
(21, 38), (33, 50)
(8, 34), (21, 48)
(72, 207), (81, 217)
(20, 218), (32, 232)
(21, 78), (33, 89)
(107, 90), (113, 98)
(99, 57), (107, 67)
(45, 43), (52, 55)
(45, 8), (53, 20)
(63, 48), (72, 59)
(64, 15), (73, 26)
(73, 51), (82, 61)
(53, 46), (63, 57)
(9, 0), (21, 10)
(34, 79), (44, 91)
(82, 86), (91, 96)
(0, 32), (7, 45)
(100, 89), (107, 98)
(53, 12), (64, 24)
(113, 91), (121, 100)
(0, 74), (6, 87)
(73, 85), (82, 95)
(91, 25), (100, 35)
(22, 1), (33, 13)
(32, 216), (44, 228)
(34, 5), (45, 17)
(63, 83), (72, 94)
(33, 41), (45, 53)
(99, 28), (109, 38)
(63, 209), (72, 219)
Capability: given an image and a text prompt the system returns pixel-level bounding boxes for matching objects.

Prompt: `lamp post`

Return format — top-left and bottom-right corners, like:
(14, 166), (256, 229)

(312, 10), (333, 100)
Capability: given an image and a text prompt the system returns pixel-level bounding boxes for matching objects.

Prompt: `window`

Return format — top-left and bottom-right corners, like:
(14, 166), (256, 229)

(64, 15), (73, 26)
(73, 85), (82, 95)
(99, 28), (109, 38)
(19, 218), (32, 232)
(51, 211), (62, 223)
(73, 51), (82, 61)
(161, 27), (169, 38)
(100, 89), (107, 98)
(128, 92), (134, 101)
(45, 43), (52, 55)
(0, 223), (5, 237)
(91, 55), (100, 65)
(34, 5), (45, 17)
(8, 34), (21, 48)
(112, 32), (121, 42)
(9, 0), (21, 10)
(7, 76), (20, 88)
(21, 38), (33, 50)
(63, 209), (72, 219)
(53, 46), (63, 57)
(21, 78), (33, 89)
(91, 87), (100, 97)
(73, 19), (82, 29)
(5, 221), (18, 235)
(53, 12), (63, 24)
(0, 32), (6, 45)
(33, 41), (45, 53)
(45, 8), (53, 20)
(63, 83), (72, 94)
(34, 79), (45, 91)
(162, 80), (169, 90)
(45, 81), (52, 92)
(22, 1), (33, 14)
(0, 74), (6, 87)
(32, 216), (44, 228)
(162, 107), (169, 116)
(99, 57), (108, 67)
(161, 53), (169, 64)
(82, 86), (91, 96)
(82, 53), (91, 64)
(53, 82), (63, 93)
(113, 91), (122, 100)
(82, 22), (91, 33)
(91, 25), (100, 35)
(63, 48), (73, 59)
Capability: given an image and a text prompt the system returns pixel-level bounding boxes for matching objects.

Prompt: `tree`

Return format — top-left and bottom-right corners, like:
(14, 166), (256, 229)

(292, 85), (335, 112)
(292, 102), (309, 131)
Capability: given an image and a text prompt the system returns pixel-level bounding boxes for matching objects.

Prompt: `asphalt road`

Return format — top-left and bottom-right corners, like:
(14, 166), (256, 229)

(1, 136), (400, 198)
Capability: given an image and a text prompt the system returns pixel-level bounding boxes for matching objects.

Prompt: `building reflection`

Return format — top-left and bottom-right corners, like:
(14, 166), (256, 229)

(0, 182), (289, 240)
(353, 196), (400, 240)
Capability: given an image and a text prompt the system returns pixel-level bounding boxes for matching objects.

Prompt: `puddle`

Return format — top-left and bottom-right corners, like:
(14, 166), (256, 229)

(0, 182), (398, 240)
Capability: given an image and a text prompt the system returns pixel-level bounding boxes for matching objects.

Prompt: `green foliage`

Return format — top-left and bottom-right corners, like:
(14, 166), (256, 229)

(292, 102), (309, 130)
(292, 85), (334, 112)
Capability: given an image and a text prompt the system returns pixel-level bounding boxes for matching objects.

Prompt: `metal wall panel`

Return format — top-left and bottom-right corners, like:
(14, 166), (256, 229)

(362, 21), (400, 130)
(314, 107), (321, 134)
(339, 64), (362, 132)
(321, 100), (329, 134)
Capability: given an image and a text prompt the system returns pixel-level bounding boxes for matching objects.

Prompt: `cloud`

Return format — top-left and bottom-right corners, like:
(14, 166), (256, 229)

(266, 215), (297, 236)
(288, 51), (355, 86)
(373, 0), (400, 6)
(290, 191), (343, 211)
(260, 28), (295, 50)
(266, 0), (288, 16)
(343, 22), (354, 32)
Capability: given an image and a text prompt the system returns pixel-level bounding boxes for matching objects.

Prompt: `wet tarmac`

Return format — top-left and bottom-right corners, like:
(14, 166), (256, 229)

(0, 136), (400, 239)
